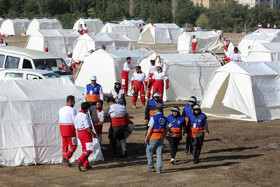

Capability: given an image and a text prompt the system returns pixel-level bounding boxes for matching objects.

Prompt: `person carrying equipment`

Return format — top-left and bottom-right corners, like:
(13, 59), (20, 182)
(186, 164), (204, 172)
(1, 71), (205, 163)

(145, 92), (164, 129)
(59, 95), (77, 167)
(121, 57), (135, 95)
(185, 104), (209, 164)
(166, 106), (185, 165)
(145, 104), (168, 174)
(84, 75), (104, 106)
(131, 66), (147, 109)
(74, 102), (97, 171)
(149, 64), (169, 100)
(182, 96), (197, 155)
(147, 56), (161, 99)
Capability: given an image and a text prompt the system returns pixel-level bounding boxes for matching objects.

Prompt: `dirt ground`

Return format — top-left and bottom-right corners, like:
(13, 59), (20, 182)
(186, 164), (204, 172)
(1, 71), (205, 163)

(1, 34), (280, 187)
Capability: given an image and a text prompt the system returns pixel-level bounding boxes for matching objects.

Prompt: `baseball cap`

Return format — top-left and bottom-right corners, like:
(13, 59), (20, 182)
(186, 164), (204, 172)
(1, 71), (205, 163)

(171, 106), (180, 112)
(90, 75), (97, 81)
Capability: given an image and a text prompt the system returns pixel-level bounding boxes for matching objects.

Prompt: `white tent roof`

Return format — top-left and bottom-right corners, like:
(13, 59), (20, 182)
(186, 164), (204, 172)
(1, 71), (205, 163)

(244, 43), (280, 62)
(75, 48), (152, 93)
(0, 19), (30, 35)
(0, 78), (103, 166)
(201, 61), (280, 121)
(73, 18), (104, 33)
(178, 31), (223, 53)
(238, 29), (280, 58)
(119, 19), (144, 26)
(138, 23), (180, 44)
(25, 29), (80, 56)
(101, 23), (140, 41)
(72, 33), (132, 62)
(26, 18), (62, 35)
(139, 53), (222, 101)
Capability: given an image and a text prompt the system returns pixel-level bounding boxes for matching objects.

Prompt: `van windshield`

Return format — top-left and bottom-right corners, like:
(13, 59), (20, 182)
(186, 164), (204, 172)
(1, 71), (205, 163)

(33, 59), (71, 75)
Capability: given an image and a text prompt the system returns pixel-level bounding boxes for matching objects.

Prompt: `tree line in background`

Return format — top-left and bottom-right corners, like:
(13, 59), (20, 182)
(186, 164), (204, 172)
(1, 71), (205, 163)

(0, 0), (280, 32)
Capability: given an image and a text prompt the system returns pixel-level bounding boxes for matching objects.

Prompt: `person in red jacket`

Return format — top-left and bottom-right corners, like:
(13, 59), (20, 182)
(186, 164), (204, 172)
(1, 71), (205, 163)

(121, 57), (135, 95)
(149, 64), (169, 100)
(74, 102), (97, 171)
(59, 95), (77, 167)
(131, 66), (147, 108)
(147, 55), (161, 99)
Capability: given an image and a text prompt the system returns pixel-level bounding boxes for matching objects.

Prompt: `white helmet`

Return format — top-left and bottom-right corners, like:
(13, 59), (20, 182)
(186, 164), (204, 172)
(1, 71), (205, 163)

(67, 52), (72, 56)
(156, 63), (162, 68)
(153, 92), (161, 97)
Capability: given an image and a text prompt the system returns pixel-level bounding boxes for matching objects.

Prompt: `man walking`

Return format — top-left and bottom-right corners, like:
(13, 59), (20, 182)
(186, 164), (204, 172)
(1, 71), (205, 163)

(144, 92), (164, 128)
(147, 56), (161, 99)
(121, 57), (135, 95)
(145, 104), (168, 174)
(59, 95), (77, 167)
(131, 66), (147, 108)
(84, 75), (103, 105)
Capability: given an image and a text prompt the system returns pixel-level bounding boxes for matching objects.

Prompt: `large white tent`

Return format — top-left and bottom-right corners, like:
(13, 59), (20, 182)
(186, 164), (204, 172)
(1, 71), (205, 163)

(0, 78), (103, 166)
(119, 19), (145, 26)
(73, 18), (104, 33)
(75, 48), (152, 93)
(0, 19), (30, 35)
(177, 31), (223, 53)
(238, 28), (280, 58)
(25, 29), (80, 56)
(26, 18), (62, 35)
(101, 23), (140, 41)
(139, 53), (222, 101)
(244, 43), (280, 62)
(72, 33), (132, 62)
(138, 23), (180, 44)
(201, 61), (280, 121)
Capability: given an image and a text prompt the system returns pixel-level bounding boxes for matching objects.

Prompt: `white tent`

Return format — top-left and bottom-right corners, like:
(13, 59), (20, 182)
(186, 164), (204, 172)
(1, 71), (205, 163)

(119, 19), (145, 26)
(201, 61), (280, 121)
(25, 29), (80, 56)
(138, 23), (180, 44)
(139, 53), (222, 101)
(75, 48), (152, 93)
(0, 78), (103, 166)
(0, 19), (30, 35)
(72, 33), (132, 62)
(244, 43), (280, 62)
(26, 18), (62, 35)
(101, 23), (140, 41)
(238, 29), (280, 58)
(73, 18), (104, 33)
(177, 31), (223, 53)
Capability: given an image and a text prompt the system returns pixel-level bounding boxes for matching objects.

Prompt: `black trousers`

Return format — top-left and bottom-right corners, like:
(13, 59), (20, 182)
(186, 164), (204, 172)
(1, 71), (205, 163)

(191, 136), (204, 161)
(109, 126), (126, 154)
(186, 136), (193, 153)
(166, 136), (181, 158)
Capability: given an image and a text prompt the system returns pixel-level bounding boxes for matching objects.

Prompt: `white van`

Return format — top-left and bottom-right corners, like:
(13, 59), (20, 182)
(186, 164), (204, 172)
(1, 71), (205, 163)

(0, 69), (61, 80)
(0, 46), (74, 82)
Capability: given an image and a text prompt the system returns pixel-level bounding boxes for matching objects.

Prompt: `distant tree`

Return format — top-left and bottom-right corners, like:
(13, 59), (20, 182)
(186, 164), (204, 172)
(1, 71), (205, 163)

(195, 13), (210, 29)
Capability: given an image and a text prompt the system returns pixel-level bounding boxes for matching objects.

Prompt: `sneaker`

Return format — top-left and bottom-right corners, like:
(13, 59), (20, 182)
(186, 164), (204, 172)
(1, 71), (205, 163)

(156, 169), (162, 174)
(133, 104), (137, 109)
(144, 167), (156, 172)
(75, 160), (82, 172)
(142, 104), (145, 108)
(62, 158), (71, 167)
(170, 158), (176, 165)
(85, 166), (93, 170)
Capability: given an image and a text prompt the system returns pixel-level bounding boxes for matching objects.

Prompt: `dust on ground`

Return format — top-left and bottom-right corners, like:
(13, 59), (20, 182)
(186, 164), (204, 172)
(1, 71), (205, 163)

(1, 33), (280, 187)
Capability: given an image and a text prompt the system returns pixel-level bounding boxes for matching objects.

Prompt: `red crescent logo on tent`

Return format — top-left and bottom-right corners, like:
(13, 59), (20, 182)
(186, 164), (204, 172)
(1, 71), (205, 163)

(152, 23), (156, 27)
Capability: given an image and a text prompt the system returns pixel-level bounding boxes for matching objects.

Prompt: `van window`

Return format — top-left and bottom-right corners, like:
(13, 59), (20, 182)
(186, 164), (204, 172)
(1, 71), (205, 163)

(5, 56), (20, 69)
(33, 59), (71, 75)
(0, 54), (5, 68)
(22, 59), (32, 69)
(5, 72), (23, 79)
(27, 74), (43, 80)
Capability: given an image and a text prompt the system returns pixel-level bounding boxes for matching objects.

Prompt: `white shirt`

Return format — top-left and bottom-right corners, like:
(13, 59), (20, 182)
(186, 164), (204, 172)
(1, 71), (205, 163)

(224, 40), (230, 46)
(78, 27), (83, 32)
(91, 107), (105, 123)
(217, 30), (222, 36)
(65, 57), (75, 67)
(84, 26), (88, 31)
(110, 88), (125, 101)
(74, 112), (91, 130)
(131, 72), (146, 82)
(152, 71), (168, 80)
(106, 103), (128, 118)
(258, 24), (262, 28)
(148, 112), (169, 128)
(149, 65), (156, 74)
(123, 62), (132, 72)
(59, 105), (76, 124)
(192, 38), (197, 43)
(0, 42), (7, 46)
(230, 53), (241, 62)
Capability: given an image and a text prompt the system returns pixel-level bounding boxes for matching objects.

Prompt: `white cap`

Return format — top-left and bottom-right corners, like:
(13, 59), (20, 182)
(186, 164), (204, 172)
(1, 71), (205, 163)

(90, 75), (97, 81)
(153, 92), (161, 97)
(115, 80), (121, 84)
(156, 63), (162, 68)
(67, 52), (72, 56)
(171, 107), (180, 112)
(188, 97), (197, 103)
(193, 105), (201, 110)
